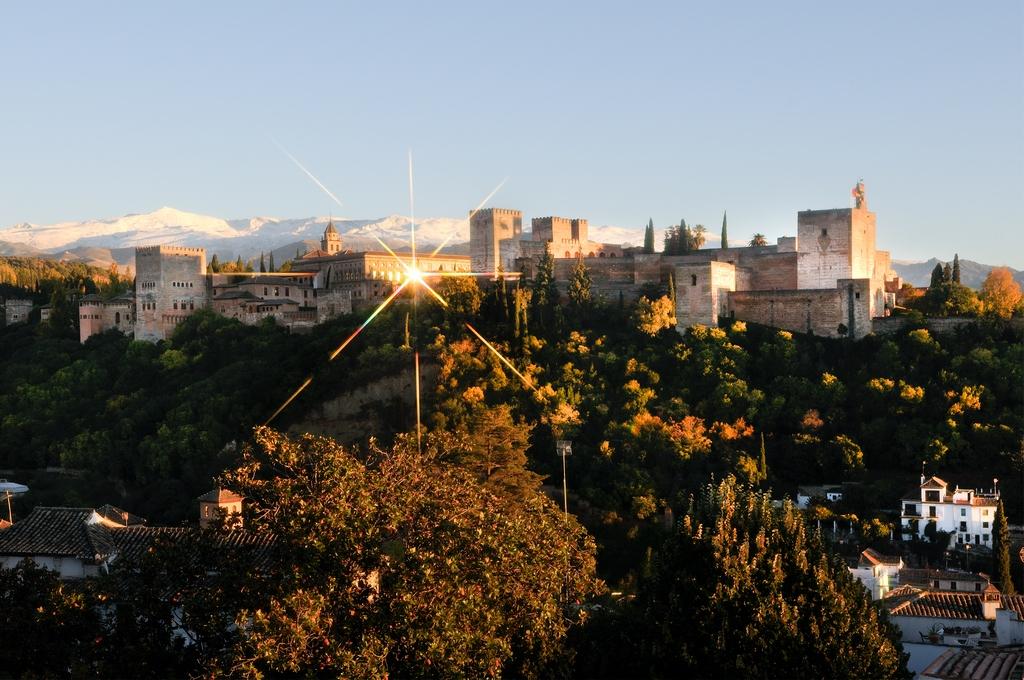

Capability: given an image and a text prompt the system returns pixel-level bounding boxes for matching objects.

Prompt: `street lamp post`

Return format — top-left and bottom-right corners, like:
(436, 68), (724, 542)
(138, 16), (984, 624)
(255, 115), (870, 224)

(556, 440), (572, 519)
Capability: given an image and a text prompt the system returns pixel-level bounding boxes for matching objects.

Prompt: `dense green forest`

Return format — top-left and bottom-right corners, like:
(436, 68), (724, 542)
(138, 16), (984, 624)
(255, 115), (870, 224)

(2, 271), (1021, 546)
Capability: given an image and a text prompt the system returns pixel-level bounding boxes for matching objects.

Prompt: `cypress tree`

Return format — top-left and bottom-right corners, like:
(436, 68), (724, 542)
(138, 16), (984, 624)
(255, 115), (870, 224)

(942, 262), (952, 283)
(210, 254), (221, 273)
(681, 220), (692, 255)
(269, 252), (275, 272)
(667, 270), (676, 311)
(644, 219), (655, 254)
(259, 253), (266, 273)
(758, 433), (768, 483)
(568, 256), (592, 309)
(721, 210), (729, 249)
(952, 254), (961, 284)
(994, 500), (1016, 594)
(929, 263), (945, 289)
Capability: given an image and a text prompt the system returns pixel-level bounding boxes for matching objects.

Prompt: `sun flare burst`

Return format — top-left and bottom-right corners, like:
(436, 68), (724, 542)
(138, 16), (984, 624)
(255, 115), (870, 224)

(265, 143), (537, 448)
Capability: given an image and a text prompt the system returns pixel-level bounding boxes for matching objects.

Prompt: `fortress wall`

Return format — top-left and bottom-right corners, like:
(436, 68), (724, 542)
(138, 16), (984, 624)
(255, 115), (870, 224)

(675, 261), (736, 329)
(727, 278), (872, 339)
(797, 209), (854, 290)
(728, 288), (844, 337)
(741, 252), (799, 290)
(553, 257), (635, 284)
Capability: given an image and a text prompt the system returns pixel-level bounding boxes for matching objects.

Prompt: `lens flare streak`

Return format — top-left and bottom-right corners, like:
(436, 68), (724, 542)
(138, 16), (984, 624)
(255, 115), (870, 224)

(271, 137), (345, 209)
(464, 322), (536, 392)
(264, 280), (411, 425)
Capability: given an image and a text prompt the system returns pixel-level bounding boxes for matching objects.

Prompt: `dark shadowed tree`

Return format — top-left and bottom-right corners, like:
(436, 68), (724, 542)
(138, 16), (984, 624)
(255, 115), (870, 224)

(993, 500), (1016, 594)
(750, 233), (768, 246)
(568, 256), (592, 310)
(952, 253), (961, 284)
(635, 477), (909, 678)
(643, 219), (655, 254)
(721, 210), (728, 249)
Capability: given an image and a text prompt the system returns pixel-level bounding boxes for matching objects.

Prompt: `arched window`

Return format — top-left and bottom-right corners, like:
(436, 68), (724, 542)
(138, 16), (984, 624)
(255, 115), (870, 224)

(588, 252), (595, 258)
(609, 253), (617, 258)
(599, 252), (606, 258)
(564, 251), (571, 258)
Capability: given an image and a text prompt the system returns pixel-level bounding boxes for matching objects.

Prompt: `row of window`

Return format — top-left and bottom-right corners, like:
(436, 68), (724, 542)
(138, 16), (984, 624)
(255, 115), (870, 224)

(563, 251), (617, 259)
(172, 301), (195, 310)
(171, 281), (195, 288)
(141, 281), (157, 288)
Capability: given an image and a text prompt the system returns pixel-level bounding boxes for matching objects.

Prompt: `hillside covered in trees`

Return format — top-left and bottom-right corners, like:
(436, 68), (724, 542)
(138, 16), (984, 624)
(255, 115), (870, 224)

(0, 260), (1020, 676)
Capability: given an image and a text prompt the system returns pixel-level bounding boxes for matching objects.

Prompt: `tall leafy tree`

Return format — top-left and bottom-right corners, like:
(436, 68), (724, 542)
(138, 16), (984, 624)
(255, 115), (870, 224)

(680, 220), (692, 254)
(981, 267), (1023, 319)
(568, 256), (592, 309)
(691, 224), (707, 250)
(531, 246), (559, 330)
(993, 500), (1016, 594)
(259, 252), (266, 273)
(218, 427), (601, 678)
(952, 253), (961, 283)
(750, 233), (768, 247)
(942, 262), (953, 283)
(268, 252), (275, 272)
(634, 477), (909, 678)
(721, 210), (729, 249)
(929, 263), (945, 289)
(643, 219), (655, 254)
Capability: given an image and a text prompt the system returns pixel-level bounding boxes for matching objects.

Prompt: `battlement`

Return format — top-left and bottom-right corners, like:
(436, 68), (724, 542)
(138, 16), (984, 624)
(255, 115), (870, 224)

(135, 245), (207, 257)
(798, 208), (854, 217)
(470, 208), (522, 217)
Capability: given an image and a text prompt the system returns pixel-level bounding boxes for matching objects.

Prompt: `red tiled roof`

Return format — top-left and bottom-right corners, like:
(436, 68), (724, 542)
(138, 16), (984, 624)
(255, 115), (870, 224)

(0, 508), (106, 560)
(887, 591), (985, 620)
(900, 568), (989, 587)
(920, 647), (1023, 680)
(197, 489), (243, 503)
(1002, 596), (1024, 619)
(110, 526), (276, 568)
(859, 548), (902, 567)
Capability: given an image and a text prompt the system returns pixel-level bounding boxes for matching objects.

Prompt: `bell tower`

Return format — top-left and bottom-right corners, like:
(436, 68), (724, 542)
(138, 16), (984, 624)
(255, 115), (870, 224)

(322, 220), (342, 255)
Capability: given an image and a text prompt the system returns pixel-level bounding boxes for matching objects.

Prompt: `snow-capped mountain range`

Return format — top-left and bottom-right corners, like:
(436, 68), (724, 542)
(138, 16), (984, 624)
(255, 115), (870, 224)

(0, 207), (642, 269)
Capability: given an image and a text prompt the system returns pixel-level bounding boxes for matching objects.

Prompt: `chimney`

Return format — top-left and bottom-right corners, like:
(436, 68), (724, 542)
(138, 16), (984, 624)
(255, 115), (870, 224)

(982, 582), (1001, 620)
(197, 488), (244, 529)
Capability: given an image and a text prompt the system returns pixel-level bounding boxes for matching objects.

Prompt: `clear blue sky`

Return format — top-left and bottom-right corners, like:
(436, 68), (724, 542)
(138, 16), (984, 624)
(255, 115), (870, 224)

(1, 2), (1021, 266)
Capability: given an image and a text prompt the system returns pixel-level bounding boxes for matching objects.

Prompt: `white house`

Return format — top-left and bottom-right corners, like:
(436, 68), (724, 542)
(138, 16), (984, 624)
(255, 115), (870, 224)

(901, 475), (1000, 549)
(796, 483), (844, 509)
(884, 584), (1024, 647)
(849, 548), (904, 600)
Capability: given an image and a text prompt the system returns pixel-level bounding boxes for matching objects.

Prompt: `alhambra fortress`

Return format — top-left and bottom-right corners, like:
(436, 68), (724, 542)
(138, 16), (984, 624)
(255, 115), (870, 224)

(78, 183), (900, 343)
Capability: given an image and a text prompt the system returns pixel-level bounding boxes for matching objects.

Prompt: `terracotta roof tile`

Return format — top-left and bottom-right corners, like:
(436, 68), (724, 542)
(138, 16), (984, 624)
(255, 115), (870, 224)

(920, 647), (1024, 680)
(859, 548), (902, 567)
(197, 489), (243, 503)
(0, 508), (105, 560)
(888, 591), (985, 620)
(1001, 596), (1024, 619)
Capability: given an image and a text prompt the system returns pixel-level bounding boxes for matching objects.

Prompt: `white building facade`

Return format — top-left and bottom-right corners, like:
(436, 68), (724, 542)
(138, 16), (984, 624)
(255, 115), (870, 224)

(901, 476), (1000, 549)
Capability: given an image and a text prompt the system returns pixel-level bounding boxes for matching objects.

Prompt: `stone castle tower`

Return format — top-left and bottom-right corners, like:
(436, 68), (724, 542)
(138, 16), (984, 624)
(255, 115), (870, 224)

(134, 245), (208, 342)
(321, 220), (342, 255)
(796, 182), (889, 318)
(470, 208), (522, 273)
